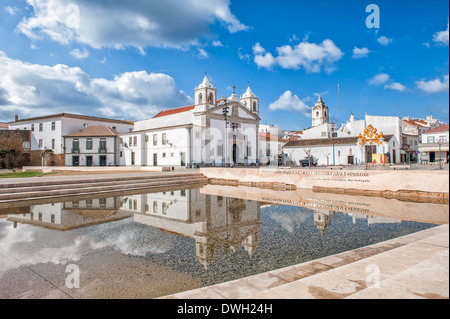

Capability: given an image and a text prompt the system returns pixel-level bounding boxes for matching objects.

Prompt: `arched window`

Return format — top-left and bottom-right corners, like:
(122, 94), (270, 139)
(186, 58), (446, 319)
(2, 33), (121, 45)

(209, 93), (214, 104)
(316, 111), (319, 117)
(253, 102), (257, 111)
(198, 93), (203, 104)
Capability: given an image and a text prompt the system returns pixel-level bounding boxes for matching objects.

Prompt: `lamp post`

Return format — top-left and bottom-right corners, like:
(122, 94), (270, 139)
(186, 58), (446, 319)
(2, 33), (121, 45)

(331, 124), (336, 166)
(438, 140), (442, 170)
(223, 100), (229, 167)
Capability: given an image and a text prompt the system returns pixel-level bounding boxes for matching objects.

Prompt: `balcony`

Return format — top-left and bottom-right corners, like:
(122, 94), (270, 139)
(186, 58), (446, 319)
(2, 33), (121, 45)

(418, 142), (449, 152)
(98, 148), (107, 154)
(71, 148), (80, 154)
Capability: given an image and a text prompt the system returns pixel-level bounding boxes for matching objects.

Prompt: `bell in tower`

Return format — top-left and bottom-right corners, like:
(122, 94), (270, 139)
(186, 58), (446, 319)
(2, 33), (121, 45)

(312, 95), (329, 127)
(240, 84), (259, 114)
(194, 75), (217, 113)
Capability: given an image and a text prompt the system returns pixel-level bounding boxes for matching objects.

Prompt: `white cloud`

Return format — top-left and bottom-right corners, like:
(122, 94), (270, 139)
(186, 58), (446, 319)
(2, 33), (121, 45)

(16, 0), (248, 50)
(368, 73), (390, 85)
(369, 73), (407, 92)
(197, 48), (209, 59)
(5, 6), (19, 15)
(433, 20), (449, 46)
(268, 91), (311, 116)
(252, 42), (266, 55)
(416, 75), (449, 93)
(253, 39), (343, 73)
(352, 47), (371, 59)
(384, 82), (407, 92)
(254, 52), (276, 69)
(0, 51), (191, 122)
(212, 40), (223, 47)
(70, 48), (89, 59)
(377, 36), (393, 46)
(238, 48), (251, 64)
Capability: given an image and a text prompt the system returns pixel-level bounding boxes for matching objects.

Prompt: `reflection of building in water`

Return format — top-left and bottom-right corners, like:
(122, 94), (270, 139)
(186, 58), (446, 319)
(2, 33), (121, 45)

(313, 209), (403, 235)
(349, 213), (402, 225)
(313, 209), (337, 235)
(120, 189), (261, 269)
(7, 197), (132, 231)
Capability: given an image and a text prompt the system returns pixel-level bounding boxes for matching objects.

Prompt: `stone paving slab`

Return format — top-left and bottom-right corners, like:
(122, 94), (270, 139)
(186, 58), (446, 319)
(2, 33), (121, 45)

(162, 224), (449, 299)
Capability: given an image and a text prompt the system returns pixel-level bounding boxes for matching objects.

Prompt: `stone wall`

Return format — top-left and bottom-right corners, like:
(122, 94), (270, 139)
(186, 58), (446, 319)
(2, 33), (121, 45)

(0, 130), (31, 169)
(200, 167), (449, 199)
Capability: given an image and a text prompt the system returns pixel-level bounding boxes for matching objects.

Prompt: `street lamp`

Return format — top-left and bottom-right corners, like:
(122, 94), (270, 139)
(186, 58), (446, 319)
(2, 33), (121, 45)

(331, 124), (337, 166)
(223, 100), (229, 167)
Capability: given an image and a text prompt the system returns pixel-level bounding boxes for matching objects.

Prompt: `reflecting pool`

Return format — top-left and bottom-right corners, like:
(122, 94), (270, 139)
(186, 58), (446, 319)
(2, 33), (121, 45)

(0, 185), (447, 299)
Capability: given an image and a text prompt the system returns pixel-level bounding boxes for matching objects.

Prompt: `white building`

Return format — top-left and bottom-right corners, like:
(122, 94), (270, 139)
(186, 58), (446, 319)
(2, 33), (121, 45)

(418, 124), (449, 164)
(119, 76), (261, 167)
(64, 125), (120, 167)
(283, 96), (404, 166)
(9, 113), (133, 166)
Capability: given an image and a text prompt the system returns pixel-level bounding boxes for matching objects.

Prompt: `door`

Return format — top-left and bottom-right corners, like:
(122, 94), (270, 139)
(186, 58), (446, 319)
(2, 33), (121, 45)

(86, 156), (93, 167)
(232, 144), (237, 164)
(153, 153), (158, 166)
(72, 156), (79, 167)
(181, 152), (186, 167)
(99, 156), (107, 167)
(430, 152), (436, 163)
(131, 152), (135, 166)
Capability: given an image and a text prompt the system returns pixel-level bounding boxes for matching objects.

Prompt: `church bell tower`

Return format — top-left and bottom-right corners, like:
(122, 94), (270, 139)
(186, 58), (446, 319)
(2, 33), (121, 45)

(194, 75), (217, 113)
(312, 96), (329, 127)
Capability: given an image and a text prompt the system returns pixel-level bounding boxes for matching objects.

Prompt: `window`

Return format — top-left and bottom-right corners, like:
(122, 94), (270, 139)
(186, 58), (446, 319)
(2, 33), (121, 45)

(162, 153), (166, 158)
(439, 136), (447, 143)
(253, 101), (257, 111)
(198, 93), (203, 103)
(195, 131), (200, 139)
(51, 139), (55, 150)
(86, 138), (93, 150)
(72, 139), (79, 152)
(51, 122), (56, 131)
(153, 134), (157, 146)
(99, 138), (106, 151)
(39, 123), (43, 132)
(232, 123), (239, 132)
(153, 201), (157, 213)
(145, 135), (149, 142)
(427, 136), (435, 143)
(31, 124), (34, 131)
(162, 202), (167, 215)
(133, 136), (137, 146)
(162, 133), (167, 145)
(39, 139), (43, 148)
(120, 151), (123, 158)
(247, 142), (252, 157)
(129, 136), (133, 146)
(208, 93), (214, 104)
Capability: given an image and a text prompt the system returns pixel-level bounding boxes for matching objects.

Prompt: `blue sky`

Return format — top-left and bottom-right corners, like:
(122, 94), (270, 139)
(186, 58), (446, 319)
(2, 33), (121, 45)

(0, 0), (448, 131)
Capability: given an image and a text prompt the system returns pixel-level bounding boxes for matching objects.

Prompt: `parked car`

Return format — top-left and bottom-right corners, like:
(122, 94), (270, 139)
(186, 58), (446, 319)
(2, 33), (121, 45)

(299, 156), (318, 167)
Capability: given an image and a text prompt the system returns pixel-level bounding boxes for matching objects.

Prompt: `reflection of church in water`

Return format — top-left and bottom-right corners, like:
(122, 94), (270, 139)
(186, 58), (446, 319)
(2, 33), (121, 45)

(120, 188), (262, 269)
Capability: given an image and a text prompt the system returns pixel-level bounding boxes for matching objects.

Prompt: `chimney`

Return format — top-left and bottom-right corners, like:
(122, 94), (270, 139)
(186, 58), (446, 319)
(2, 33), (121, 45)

(14, 115), (19, 122)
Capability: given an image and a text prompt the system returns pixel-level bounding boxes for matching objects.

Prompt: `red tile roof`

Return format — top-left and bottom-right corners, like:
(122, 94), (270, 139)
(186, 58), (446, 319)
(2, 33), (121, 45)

(424, 124), (449, 134)
(259, 132), (284, 142)
(0, 123), (8, 128)
(152, 100), (225, 119)
(153, 105), (195, 119)
(64, 125), (120, 137)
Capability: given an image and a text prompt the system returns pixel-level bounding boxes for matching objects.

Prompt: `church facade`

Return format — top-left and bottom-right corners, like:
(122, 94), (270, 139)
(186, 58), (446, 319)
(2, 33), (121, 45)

(118, 76), (260, 167)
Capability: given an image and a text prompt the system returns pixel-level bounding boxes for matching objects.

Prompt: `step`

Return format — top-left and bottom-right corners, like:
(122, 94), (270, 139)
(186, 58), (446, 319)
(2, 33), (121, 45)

(0, 174), (206, 195)
(0, 177), (208, 202)
(0, 173), (204, 190)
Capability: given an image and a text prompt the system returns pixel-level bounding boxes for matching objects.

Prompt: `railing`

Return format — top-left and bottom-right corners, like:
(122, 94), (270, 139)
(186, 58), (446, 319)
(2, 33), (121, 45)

(98, 148), (107, 154)
(71, 148), (80, 153)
